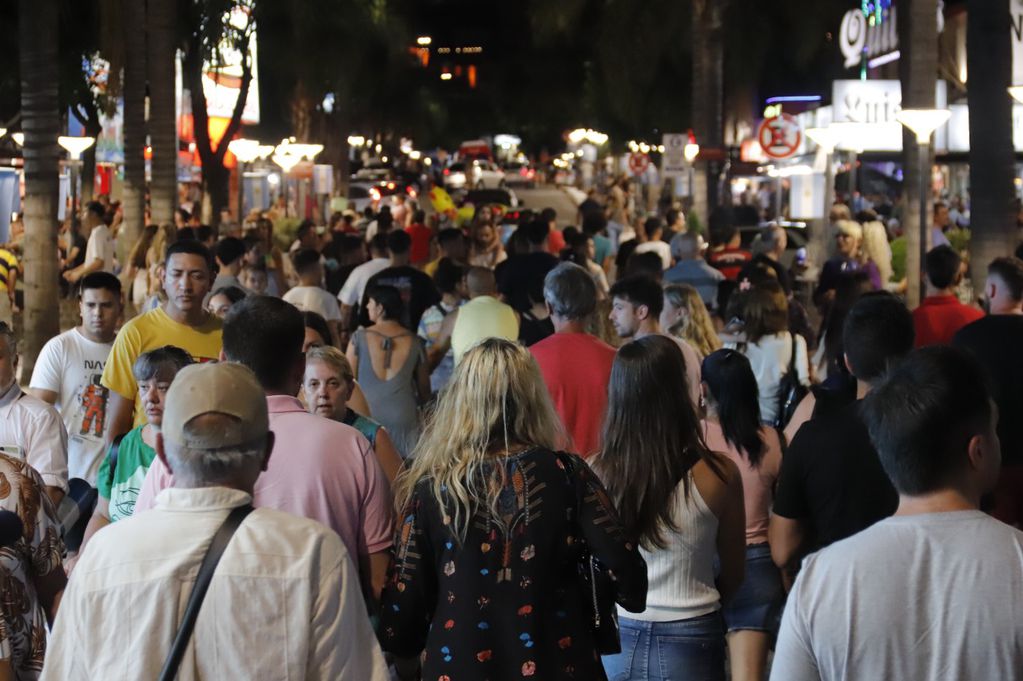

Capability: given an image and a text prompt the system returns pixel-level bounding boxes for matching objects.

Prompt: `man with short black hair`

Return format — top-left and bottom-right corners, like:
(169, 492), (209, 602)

(30, 272), (122, 484)
(135, 296), (395, 605)
(913, 245), (982, 346)
(707, 224), (752, 280)
(64, 201), (115, 283)
(48, 361), (388, 680)
(495, 220), (560, 312)
(608, 276), (701, 404)
(101, 240), (223, 446)
(282, 248), (342, 333)
(338, 232), (390, 330)
(424, 227), (467, 277)
(771, 346), (1023, 681)
(770, 293), (910, 574)
(360, 230), (439, 330)
(530, 263), (615, 458)
(211, 236), (248, 293)
(632, 217), (672, 270)
(954, 256), (1023, 526)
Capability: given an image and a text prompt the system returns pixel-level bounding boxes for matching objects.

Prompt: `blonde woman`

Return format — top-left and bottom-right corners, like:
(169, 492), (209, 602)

(379, 338), (647, 681)
(661, 283), (722, 358)
(303, 344), (403, 483)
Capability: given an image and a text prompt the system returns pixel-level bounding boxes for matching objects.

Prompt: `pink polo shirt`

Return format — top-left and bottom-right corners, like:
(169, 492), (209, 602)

(134, 395), (394, 557)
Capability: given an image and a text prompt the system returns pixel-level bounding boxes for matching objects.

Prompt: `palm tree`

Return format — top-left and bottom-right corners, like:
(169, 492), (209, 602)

(120, 0), (147, 252)
(147, 0), (178, 226)
(18, 0), (61, 376)
(967, 0), (1016, 286)
(691, 0), (726, 228)
(898, 0), (939, 308)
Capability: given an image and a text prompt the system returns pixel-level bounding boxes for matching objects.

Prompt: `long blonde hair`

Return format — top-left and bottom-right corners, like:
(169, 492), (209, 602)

(663, 284), (722, 357)
(393, 338), (564, 541)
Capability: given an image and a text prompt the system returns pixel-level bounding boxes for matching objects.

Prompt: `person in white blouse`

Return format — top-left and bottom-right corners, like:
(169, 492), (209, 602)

(726, 280), (811, 426)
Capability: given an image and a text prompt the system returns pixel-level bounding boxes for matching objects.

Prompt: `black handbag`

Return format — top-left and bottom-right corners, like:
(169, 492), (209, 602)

(775, 333), (808, 428)
(556, 452), (621, 655)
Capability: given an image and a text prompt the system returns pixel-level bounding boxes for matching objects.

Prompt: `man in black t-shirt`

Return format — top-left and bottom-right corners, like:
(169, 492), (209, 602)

(954, 256), (1023, 527)
(360, 230), (439, 331)
(495, 220), (560, 313)
(770, 293), (913, 579)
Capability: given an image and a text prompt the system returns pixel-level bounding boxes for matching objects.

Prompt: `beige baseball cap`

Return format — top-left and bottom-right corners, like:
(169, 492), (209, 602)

(161, 362), (269, 449)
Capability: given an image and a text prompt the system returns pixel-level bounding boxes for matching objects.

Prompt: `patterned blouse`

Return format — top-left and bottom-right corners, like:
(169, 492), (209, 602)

(0, 454), (65, 679)
(379, 447), (647, 680)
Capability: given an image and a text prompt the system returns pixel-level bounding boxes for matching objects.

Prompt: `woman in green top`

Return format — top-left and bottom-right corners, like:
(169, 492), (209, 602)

(84, 346), (193, 543)
(303, 344), (402, 483)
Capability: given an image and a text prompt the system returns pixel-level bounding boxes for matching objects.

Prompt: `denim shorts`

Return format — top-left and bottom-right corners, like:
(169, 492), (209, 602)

(721, 543), (784, 634)
(602, 611), (725, 681)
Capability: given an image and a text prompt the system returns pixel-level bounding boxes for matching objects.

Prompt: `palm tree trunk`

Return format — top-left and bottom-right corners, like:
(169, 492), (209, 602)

(147, 0), (177, 227)
(691, 0), (725, 229)
(898, 0), (938, 308)
(18, 0), (61, 376)
(121, 0), (147, 251)
(967, 0), (1016, 286)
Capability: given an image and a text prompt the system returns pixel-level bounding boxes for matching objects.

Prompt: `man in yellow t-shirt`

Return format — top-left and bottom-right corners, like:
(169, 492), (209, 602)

(0, 248), (18, 327)
(101, 240), (223, 443)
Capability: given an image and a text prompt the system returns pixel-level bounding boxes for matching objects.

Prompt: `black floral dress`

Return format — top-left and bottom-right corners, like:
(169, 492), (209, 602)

(379, 448), (647, 681)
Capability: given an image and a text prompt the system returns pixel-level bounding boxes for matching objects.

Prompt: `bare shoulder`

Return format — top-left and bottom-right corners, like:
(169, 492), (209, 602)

(692, 453), (742, 516)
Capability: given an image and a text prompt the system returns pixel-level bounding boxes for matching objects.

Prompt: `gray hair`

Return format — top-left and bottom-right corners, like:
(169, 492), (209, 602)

(133, 345), (194, 382)
(543, 262), (597, 320)
(0, 322), (15, 360)
(670, 233), (701, 261)
(164, 413), (267, 488)
(754, 224), (786, 256)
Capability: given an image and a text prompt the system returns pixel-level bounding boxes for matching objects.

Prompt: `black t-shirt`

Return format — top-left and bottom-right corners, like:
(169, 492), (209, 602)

(495, 251), (560, 312)
(361, 265), (440, 331)
(954, 315), (1023, 465)
(774, 401), (898, 550)
(518, 311), (554, 346)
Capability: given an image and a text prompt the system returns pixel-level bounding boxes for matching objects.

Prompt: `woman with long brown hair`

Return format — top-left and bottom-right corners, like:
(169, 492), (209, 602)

(380, 338), (647, 681)
(596, 335), (745, 681)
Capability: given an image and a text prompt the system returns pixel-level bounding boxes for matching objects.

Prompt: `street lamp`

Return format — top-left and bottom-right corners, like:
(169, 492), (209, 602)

(229, 138), (263, 221)
(683, 143), (700, 210)
(1009, 86), (1023, 105)
(10, 133), (23, 147)
(897, 108), (951, 306)
(58, 136), (96, 216)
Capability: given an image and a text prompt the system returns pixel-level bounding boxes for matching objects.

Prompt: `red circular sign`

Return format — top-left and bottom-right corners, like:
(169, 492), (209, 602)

(628, 152), (650, 175)
(757, 113), (802, 160)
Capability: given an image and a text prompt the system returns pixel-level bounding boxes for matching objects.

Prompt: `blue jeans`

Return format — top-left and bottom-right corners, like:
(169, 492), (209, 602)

(602, 612), (725, 681)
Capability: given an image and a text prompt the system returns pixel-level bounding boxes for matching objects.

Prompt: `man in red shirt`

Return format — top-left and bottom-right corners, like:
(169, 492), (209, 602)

(530, 262), (615, 458)
(913, 245), (983, 347)
(706, 224), (752, 280)
(405, 209), (434, 267)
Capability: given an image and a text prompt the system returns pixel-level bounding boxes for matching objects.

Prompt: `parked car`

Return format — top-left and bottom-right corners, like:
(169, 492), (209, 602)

(738, 221), (809, 270)
(502, 161), (537, 188)
(444, 160), (506, 190)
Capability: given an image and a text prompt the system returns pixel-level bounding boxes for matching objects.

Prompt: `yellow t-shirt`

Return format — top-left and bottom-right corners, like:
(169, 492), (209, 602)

(100, 306), (223, 427)
(0, 249), (18, 293)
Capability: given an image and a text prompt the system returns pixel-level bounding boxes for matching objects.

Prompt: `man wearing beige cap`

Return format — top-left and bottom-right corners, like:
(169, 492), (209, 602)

(42, 362), (389, 680)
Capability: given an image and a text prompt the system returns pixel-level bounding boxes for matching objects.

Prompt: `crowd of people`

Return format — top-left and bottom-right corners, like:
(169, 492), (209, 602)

(0, 179), (1020, 681)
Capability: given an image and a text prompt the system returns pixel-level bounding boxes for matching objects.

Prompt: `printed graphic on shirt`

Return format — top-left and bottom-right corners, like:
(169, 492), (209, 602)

(77, 372), (108, 439)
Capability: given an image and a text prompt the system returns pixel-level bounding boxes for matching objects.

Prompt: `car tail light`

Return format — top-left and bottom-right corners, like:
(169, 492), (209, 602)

(387, 182), (395, 189)
(369, 187), (381, 201)
(507, 211), (520, 221)
(407, 187), (418, 199)
(443, 168), (450, 176)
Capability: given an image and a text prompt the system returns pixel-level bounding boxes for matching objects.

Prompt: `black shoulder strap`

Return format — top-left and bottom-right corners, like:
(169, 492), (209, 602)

(157, 504), (254, 681)
(105, 433), (126, 491)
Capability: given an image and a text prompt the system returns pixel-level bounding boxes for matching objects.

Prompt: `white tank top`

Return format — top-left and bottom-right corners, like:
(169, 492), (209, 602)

(624, 471), (721, 621)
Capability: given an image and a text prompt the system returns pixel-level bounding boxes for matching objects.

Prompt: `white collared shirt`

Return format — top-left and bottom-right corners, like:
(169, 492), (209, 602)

(42, 487), (388, 681)
(0, 383), (69, 492)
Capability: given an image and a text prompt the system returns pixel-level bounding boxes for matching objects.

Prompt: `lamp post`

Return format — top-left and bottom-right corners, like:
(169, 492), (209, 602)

(228, 138), (262, 222)
(805, 127), (839, 269)
(684, 142), (700, 213)
(896, 108), (951, 307)
(57, 136), (96, 218)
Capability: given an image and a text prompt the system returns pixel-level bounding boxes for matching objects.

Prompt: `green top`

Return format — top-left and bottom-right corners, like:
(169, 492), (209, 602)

(96, 424), (157, 523)
(342, 410), (382, 448)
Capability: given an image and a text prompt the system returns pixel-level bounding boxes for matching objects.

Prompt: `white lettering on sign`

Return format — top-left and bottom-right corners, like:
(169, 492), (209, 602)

(838, 3), (944, 71)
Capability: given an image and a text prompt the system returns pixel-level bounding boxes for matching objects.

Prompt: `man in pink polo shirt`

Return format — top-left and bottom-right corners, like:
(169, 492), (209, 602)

(133, 296), (394, 601)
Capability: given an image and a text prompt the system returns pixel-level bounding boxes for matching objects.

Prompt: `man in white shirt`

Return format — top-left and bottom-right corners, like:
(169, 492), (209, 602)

(633, 217), (673, 270)
(30, 272), (121, 485)
(771, 346), (1023, 681)
(63, 202), (115, 283)
(0, 322), (69, 506)
(282, 248), (342, 330)
(338, 232), (390, 331)
(43, 361), (389, 680)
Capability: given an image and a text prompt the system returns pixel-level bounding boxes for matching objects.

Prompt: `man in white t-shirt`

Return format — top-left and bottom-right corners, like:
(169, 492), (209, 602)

(337, 233), (390, 331)
(64, 201), (115, 284)
(632, 217), (673, 270)
(283, 249), (342, 336)
(771, 346), (1023, 681)
(30, 272), (121, 485)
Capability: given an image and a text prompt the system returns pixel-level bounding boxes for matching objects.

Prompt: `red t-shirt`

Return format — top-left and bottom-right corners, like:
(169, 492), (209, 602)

(406, 224), (433, 266)
(530, 332), (616, 458)
(707, 247), (752, 280)
(912, 295), (984, 347)
(547, 228), (566, 256)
